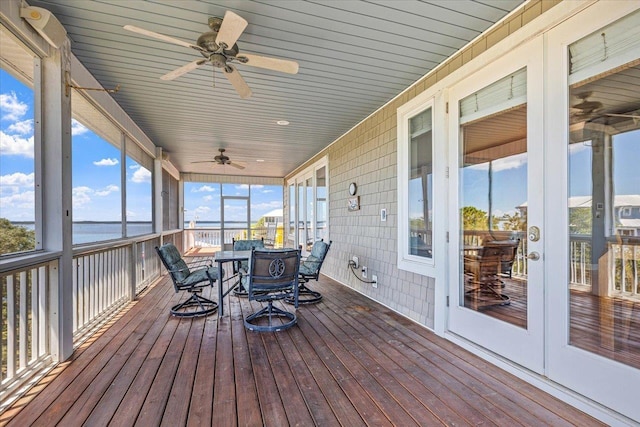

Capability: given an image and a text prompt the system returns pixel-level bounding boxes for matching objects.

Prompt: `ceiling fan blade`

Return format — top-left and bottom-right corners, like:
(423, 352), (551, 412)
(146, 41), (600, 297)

(223, 65), (252, 99)
(228, 161), (246, 170)
(123, 25), (203, 51)
(161, 59), (206, 81)
(239, 53), (299, 74)
(215, 11), (248, 49)
(191, 160), (216, 164)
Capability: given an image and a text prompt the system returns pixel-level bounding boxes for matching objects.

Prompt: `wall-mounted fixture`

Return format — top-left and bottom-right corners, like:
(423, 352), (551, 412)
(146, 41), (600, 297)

(20, 6), (67, 49)
(348, 182), (357, 196)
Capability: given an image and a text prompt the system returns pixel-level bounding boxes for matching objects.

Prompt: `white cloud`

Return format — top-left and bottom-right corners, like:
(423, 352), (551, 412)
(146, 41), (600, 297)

(262, 189), (273, 193)
(0, 189), (35, 220)
(194, 206), (211, 215)
(72, 184), (118, 209)
(126, 210), (137, 218)
(129, 164), (139, 170)
(131, 167), (151, 183)
(1, 172), (34, 190)
(94, 184), (119, 196)
(72, 186), (93, 207)
(192, 185), (217, 193)
(466, 153), (527, 173)
(93, 158), (119, 166)
(252, 201), (282, 211)
(237, 184), (250, 190)
(202, 195), (213, 202)
(0, 92), (28, 121)
(0, 190), (34, 208)
(0, 131), (34, 157)
(7, 119), (33, 135)
(71, 119), (89, 136)
(492, 154), (527, 172)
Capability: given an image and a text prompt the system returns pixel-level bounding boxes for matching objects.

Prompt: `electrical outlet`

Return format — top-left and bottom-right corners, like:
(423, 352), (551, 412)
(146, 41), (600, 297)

(372, 274), (378, 288)
(352, 256), (359, 269)
(362, 266), (367, 278)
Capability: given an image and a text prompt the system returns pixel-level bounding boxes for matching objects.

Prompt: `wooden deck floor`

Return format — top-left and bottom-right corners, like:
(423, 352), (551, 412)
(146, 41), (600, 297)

(1, 270), (604, 426)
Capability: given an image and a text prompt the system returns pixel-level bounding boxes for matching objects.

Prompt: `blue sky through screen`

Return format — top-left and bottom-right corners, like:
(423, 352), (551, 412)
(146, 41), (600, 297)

(1, 69), (152, 222)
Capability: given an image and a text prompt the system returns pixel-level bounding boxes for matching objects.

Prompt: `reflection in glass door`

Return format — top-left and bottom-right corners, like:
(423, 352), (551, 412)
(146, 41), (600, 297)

(448, 37), (544, 373)
(567, 59), (640, 371)
(315, 166), (327, 242)
(459, 69), (529, 327)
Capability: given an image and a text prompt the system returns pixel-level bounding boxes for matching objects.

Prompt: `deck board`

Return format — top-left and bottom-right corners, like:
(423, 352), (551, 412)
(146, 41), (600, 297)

(1, 268), (605, 426)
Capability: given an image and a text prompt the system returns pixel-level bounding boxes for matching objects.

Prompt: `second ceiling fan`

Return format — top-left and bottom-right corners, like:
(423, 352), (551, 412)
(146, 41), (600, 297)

(124, 11), (299, 99)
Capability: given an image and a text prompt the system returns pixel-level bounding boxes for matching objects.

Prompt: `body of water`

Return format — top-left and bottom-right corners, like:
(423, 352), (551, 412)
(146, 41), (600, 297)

(12, 222), (153, 245)
(11, 221), (248, 245)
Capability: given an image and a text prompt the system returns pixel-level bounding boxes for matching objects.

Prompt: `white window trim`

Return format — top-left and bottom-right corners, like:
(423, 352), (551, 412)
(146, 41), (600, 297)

(397, 93), (437, 274)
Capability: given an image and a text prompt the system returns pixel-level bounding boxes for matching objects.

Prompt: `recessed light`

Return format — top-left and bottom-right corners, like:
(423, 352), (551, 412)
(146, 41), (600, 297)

(276, 120), (290, 126)
(256, 159), (264, 162)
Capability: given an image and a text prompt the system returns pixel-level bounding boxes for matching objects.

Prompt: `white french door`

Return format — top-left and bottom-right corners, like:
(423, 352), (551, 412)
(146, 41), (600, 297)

(546, 3), (640, 422)
(448, 37), (545, 373)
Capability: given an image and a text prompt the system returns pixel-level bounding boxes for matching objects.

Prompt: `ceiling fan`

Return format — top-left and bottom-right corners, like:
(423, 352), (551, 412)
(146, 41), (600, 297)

(192, 148), (246, 169)
(123, 11), (299, 99)
(571, 91), (603, 120)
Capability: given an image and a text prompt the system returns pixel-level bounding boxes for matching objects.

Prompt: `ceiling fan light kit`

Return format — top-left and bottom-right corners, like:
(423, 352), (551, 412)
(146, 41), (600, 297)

(124, 10), (299, 99)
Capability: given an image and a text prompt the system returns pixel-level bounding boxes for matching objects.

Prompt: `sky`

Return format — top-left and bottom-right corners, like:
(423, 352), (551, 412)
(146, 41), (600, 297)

(1, 68), (282, 225)
(183, 182), (283, 224)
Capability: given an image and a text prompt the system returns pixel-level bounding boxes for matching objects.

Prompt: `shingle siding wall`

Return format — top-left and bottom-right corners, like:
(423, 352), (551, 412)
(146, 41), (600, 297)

(288, 0), (559, 329)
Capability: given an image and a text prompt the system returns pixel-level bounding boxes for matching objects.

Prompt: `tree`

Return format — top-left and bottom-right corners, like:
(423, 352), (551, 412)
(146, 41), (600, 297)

(461, 206), (488, 230)
(569, 207), (591, 234)
(503, 211), (527, 231)
(0, 218), (36, 255)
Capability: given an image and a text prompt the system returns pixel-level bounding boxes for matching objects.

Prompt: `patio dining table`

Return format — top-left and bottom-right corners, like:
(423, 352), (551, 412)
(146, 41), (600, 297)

(213, 250), (252, 317)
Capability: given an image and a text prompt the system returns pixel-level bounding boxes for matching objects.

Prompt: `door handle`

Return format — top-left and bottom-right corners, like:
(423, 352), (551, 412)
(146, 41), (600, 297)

(527, 251), (540, 261)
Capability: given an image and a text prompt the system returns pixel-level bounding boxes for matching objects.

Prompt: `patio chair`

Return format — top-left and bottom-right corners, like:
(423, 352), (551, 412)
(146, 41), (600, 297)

(463, 244), (512, 309)
(264, 220), (278, 248)
(155, 243), (221, 317)
(483, 239), (520, 280)
(286, 239), (331, 305)
(232, 237), (264, 296)
(244, 248), (301, 332)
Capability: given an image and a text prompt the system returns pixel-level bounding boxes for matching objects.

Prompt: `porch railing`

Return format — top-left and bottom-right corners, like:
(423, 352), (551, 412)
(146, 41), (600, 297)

(0, 257), (56, 405)
(184, 226), (275, 250)
(462, 230), (639, 297)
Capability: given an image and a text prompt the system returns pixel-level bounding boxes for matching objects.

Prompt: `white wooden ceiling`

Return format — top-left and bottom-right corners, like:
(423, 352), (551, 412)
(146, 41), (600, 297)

(30, 0), (524, 177)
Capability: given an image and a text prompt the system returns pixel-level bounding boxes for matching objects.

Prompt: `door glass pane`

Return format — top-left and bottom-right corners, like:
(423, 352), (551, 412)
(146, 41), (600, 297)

(316, 166), (327, 242)
(568, 62), (640, 369)
(297, 182), (305, 249)
(409, 108), (433, 259)
(223, 198), (248, 247)
(459, 72), (528, 328)
(306, 177), (314, 252)
(289, 183), (295, 247)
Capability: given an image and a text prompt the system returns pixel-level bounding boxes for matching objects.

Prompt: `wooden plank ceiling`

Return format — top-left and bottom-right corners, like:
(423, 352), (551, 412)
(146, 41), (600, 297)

(29, 0), (524, 177)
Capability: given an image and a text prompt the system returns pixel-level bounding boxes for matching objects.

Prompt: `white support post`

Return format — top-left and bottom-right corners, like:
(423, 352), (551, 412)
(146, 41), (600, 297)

(154, 147), (164, 239)
(41, 39), (73, 362)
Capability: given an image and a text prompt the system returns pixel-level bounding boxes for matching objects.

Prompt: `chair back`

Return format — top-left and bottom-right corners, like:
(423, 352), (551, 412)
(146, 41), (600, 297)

(156, 243), (190, 291)
(299, 240), (332, 279)
(233, 238), (265, 271)
(247, 249), (300, 297)
(233, 238), (265, 251)
(264, 221), (278, 247)
(483, 239), (520, 275)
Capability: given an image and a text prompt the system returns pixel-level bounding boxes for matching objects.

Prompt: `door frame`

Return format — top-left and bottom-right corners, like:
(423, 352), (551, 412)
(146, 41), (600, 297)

(447, 36), (545, 374)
